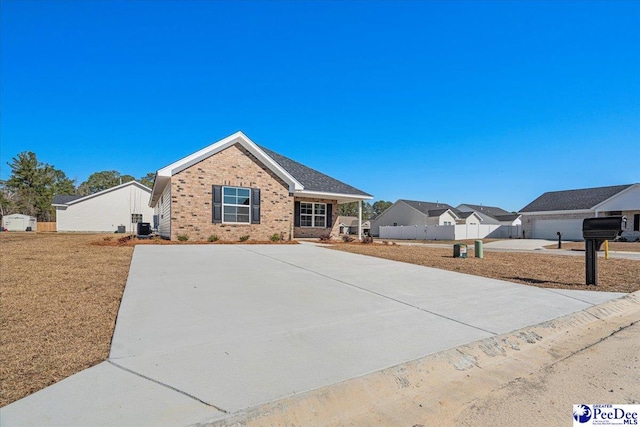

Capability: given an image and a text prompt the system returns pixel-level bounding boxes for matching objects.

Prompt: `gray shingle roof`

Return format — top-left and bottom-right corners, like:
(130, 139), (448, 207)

(519, 184), (634, 212)
(52, 195), (82, 205)
(493, 214), (521, 222)
(456, 211), (477, 219)
(400, 200), (456, 217)
(259, 146), (372, 197)
(458, 204), (512, 218)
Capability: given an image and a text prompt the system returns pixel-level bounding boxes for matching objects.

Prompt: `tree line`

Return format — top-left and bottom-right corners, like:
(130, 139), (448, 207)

(1, 151), (393, 222)
(337, 200), (392, 220)
(0, 151), (154, 221)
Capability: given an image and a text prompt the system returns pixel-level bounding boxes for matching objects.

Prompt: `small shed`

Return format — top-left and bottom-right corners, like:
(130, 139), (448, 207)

(2, 214), (37, 231)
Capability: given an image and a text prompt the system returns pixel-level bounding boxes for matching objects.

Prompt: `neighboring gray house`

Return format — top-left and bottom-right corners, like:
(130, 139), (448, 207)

(369, 200), (459, 236)
(519, 183), (640, 241)
(53, 181), (154, 233)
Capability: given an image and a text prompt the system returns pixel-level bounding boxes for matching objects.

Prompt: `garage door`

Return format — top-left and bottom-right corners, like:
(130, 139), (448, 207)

(533, 219), (584, 241)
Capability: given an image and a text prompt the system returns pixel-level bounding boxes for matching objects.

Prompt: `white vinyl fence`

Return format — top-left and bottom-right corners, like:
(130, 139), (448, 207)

(379, 224), (522, 240)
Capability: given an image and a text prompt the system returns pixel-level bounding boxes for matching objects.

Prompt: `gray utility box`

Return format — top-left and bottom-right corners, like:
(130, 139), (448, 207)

(582, 216), (626, 285)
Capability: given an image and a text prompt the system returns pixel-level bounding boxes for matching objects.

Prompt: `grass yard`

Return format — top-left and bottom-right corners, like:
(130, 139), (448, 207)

(0, 233), (133, 407)
(329, 243), (640, 293)
(544, 241), (640, 252)
(1, 234), (638, 408)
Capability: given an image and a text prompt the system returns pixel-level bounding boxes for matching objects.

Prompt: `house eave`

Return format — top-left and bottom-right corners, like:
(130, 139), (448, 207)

(519, 209), (593, 215)
(54, 181), (151, 208)
(295, 190), (373, 204)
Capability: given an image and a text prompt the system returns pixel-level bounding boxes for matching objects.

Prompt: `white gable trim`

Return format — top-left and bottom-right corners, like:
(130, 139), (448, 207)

(150, 132), (303, 207)
(54, 181), (151, 207)
(592, 183), (640, 210)
(464, 212), (483, 223)
(439, 208), (461, 220)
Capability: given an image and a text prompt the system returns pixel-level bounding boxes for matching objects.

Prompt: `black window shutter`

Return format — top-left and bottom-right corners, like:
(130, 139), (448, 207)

(326, 204), (332, 228)
(294, 201), (301, 227)
(251, 188), (260, 224)
(212, 185), (222, 223)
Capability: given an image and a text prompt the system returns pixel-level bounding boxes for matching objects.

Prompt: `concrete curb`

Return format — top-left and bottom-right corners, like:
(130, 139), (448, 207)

(193, 291), (640, 427)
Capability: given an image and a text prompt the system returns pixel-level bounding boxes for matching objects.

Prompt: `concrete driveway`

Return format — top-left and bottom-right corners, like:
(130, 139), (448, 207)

(1, 243), (625, 426)
(483, 238), (557, 250)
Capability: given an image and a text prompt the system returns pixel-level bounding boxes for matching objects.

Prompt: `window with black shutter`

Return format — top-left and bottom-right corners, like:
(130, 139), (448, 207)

(213, 185), (260, 224)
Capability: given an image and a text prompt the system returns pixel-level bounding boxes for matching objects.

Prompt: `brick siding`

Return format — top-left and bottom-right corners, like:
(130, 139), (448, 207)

(293, 198), (339, 239)
(170, 143), (293, 241)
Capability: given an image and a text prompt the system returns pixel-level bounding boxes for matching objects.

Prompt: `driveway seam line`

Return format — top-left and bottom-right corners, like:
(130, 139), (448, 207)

(238, 246), (499, 336)
(539, 287), (603, 305)
(107, 360), (229, 414)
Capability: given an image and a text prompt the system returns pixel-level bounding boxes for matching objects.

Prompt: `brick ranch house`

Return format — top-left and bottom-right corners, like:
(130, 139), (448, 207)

(150, 132), (373, 241)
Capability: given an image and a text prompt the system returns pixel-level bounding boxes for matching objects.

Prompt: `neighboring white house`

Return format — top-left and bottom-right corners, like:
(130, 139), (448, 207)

(457, 203), (522, 237)
(370, 200), (459, 236)
(455, 211), (483, 225)
(456, 204), (522, 226)
(52, 181), (154, 233)
(336, 216), (371, 235)
(519, 183), (640, 241)
(2, 214), (37, 231)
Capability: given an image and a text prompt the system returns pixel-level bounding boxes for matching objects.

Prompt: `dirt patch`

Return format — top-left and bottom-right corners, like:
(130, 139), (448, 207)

(329, 243), (640, 293)
(93, 235), (300, 246)
(0, 233), (133, 406)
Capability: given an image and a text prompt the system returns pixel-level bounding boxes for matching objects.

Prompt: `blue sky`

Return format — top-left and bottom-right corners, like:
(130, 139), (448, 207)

(1, 0), (638, 212)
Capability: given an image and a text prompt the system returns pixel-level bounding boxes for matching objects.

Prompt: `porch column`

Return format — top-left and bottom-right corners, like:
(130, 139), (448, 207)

(358, 200), (362, 240)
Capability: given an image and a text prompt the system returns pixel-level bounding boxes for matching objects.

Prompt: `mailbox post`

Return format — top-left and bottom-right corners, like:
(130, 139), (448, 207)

(582, 216), (626, 285)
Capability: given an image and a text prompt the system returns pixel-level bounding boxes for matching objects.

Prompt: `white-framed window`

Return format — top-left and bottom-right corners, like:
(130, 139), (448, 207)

(300, 202), (326, 227)
(223, 186), (251, 224)
(131, 213), (143, 223)
(444, 221), (452, 225)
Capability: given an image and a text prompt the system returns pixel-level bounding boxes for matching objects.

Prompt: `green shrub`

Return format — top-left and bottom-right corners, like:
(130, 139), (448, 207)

(270, 233), (281, 242)
(208, 235), (219, 242)
(342, 235), (355, 243)
(177, 234), (189, 242)
(239, 235), (250, 242)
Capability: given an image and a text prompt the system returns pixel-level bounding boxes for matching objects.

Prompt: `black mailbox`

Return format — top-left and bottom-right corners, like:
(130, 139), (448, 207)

(582, 216), (626, 241)
(582, 216), (626, 285)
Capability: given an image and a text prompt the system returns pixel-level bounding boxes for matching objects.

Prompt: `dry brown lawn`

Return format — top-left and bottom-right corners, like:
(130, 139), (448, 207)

(1, 234), (638, 408)
(0, 233), (133, 407)
(544, 241), (640, 252)
(329, 243), (640, 293)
